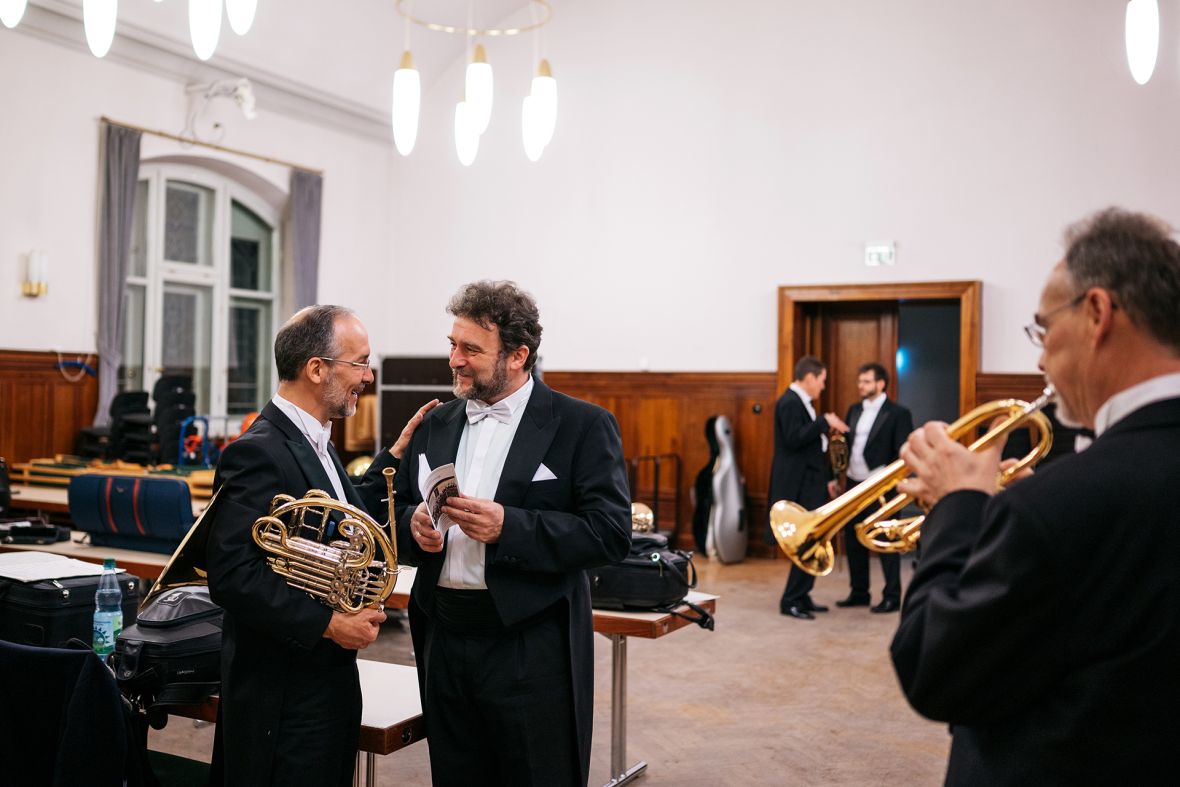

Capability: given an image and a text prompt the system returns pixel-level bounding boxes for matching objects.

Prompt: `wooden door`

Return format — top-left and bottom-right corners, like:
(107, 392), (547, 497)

(807, 302), (898, 419)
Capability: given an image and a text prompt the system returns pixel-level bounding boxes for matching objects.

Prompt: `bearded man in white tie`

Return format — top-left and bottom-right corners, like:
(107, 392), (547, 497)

(206, 305), (435, 787)
(382, 280), (631, 787)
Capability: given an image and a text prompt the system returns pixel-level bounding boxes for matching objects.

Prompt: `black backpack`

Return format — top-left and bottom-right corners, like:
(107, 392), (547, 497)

(588, 533), (714, 629)
(114, 585), (222, 728)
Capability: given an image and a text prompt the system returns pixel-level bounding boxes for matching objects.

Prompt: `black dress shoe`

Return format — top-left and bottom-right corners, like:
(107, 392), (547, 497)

(780, 604), (815, 620)
(871, 598), (900, 613)
(835, 594), (871, 608)
(804, 598), (829, 613)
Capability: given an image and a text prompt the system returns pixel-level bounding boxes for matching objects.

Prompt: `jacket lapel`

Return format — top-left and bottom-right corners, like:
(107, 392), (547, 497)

(328, 445), (364, 508)
(866, 399), (892, 448)
(495, 380), (560, 509)
(426, 400), (467, 471)
(260, 402), (345, 501)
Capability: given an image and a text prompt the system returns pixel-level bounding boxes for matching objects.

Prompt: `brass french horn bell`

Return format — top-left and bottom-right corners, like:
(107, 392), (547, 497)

(769, 387), (1055, 576)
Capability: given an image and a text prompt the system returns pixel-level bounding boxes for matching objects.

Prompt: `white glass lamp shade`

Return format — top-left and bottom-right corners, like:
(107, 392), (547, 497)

(392, 55), (421, 157)
(83, 0), (118, 58)
(455, 101), (480, 166)
(0, 0), (27, 29)
(530, 74), (557, 148)
(521, 95), (545, 162)
(225, 0), (257, 36)
(189, 0), (223, 62)
(465, 44), (494, 136)
(1125, 0), (1159, 85)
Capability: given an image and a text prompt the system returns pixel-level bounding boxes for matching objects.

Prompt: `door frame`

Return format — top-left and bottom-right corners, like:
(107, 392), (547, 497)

(776, 281), (982, 415)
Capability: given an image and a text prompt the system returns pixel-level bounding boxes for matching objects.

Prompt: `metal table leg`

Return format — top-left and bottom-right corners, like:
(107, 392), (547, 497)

(354, 751), (377, 787)
(604, 633), (647, 786)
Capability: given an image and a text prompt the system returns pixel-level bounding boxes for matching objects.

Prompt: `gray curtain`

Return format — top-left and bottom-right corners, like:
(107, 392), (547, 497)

(289, 169), (323, 310)
(93, 124), (142, 427)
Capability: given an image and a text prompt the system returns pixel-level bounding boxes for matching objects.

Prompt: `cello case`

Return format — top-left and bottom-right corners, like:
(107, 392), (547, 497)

(691, 415), (747, 563)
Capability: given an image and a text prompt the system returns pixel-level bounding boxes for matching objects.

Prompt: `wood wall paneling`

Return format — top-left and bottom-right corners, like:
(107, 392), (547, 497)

(543, 372), (779, 555)
(0, 350), (99, 464)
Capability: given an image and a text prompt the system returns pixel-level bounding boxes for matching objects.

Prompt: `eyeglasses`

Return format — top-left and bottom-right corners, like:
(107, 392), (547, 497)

(317, 356), (373, 372)
(1022, 292), (1085, 348)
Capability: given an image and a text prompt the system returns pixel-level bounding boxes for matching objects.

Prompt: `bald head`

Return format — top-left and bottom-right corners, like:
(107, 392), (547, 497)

(275, 305), (355, 381)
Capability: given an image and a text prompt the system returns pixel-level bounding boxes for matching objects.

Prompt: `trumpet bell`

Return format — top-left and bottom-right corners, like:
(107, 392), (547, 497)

(769, 500), (836, 576)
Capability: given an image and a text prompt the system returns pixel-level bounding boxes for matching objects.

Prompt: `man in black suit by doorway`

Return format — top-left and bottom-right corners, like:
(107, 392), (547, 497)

(892, 208), (1180, 783)
(382, 280), (631, 786)
(833, 362), (914, 613)
(769, 355), (849, 619)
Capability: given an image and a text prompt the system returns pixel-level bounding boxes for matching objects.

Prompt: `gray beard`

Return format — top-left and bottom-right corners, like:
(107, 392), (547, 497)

(453, 357), (508, 402)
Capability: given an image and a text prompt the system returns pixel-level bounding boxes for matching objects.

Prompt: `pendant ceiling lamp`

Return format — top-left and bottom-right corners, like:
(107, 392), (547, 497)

(0, 0), (27, 29)
(2, 0), (259, 60)
(83, 0), (118, 58)
(1125, 0), (1160, 85)
(394, 0), (556, 165)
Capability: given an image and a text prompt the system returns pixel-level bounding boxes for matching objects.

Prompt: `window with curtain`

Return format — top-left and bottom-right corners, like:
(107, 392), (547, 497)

(121, 163), (281, 423)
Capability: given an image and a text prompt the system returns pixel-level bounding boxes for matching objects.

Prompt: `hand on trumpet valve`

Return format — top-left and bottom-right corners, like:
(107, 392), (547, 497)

(897, 420), (1008, 507)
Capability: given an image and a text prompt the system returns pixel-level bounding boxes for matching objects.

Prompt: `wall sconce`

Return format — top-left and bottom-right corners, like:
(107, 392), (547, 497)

(22, 250), (47, 297)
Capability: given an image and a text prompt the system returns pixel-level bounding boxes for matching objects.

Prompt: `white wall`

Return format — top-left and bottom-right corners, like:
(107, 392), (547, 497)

(387, 0), (1180, 374)
(0, 28), (394, 356)
(3, 1), (1180, 378)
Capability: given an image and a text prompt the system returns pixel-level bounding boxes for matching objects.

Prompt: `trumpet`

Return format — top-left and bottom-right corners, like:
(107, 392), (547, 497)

(769, 386), (1055, 576)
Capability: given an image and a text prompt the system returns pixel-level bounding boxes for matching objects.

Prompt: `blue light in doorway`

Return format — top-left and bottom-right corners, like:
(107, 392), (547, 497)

(896, 347), (910, 375)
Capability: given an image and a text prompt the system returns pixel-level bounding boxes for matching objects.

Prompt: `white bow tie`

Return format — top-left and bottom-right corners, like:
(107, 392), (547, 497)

(466, 399), (513, 425)
(312, 423), (332, 457)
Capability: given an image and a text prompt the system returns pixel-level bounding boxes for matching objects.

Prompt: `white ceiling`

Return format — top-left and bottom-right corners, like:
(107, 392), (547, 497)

(34, 0), (541, 112)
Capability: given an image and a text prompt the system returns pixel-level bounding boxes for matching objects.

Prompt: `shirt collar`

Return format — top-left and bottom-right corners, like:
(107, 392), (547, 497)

(272, 393), (333, 456)
(1093, 371), (1180, 437)
(862, 393), (886, 412)
(471, 375), (534, 419)
(788, 382), (814, 408)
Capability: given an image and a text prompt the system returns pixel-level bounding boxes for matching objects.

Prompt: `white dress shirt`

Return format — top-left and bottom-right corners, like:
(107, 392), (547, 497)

(271, 393), (349, 502)
(439, 376), (534, 590)
(847, 393), (886, 481)
(789, 382), (827, 452)
(1093, 371), (1180, 438)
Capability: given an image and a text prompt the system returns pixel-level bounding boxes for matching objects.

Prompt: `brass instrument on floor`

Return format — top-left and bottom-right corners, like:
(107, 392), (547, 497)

(251, 467), (400, 613)
(769, 387), (1055, 576)
(828, 430), (849, 491)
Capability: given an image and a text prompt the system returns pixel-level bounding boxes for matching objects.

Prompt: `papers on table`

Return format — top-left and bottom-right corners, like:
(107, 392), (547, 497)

(0, 551), (124, 582)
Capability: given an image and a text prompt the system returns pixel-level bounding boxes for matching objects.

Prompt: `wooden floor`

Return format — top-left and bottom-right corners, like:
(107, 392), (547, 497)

(150, 557), (951, 785)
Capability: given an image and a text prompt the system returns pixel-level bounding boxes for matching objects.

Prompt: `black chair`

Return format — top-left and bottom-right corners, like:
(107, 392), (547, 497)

(76, 391), (151, 460)
(121, 375), (195, 465)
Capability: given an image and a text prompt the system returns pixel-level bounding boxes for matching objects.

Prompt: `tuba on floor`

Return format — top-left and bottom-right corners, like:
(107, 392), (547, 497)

(769, 387), (1055, 576)
(144, 468), (400, 613)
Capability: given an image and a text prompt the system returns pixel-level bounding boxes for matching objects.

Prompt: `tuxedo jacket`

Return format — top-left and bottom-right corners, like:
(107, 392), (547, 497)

(384, 379), (632, 779)
(768, 388), (829, 511)
(843, 397), (914, 480)
(206, 402), (369, 786)
(891, 397), (1180, 785)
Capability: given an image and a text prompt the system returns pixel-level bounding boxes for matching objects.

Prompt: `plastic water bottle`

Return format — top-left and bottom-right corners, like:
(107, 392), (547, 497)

(92, 558), (123, 658)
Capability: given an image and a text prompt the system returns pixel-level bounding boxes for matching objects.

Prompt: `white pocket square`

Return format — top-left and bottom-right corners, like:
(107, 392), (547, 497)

(531, 463), (557, 482)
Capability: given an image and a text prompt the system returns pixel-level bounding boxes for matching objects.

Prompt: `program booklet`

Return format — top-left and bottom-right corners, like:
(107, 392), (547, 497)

(424, 463), (461, 531)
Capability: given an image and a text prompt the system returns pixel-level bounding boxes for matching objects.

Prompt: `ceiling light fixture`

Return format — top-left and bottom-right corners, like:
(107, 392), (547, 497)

(1125, 0), (1160, 85)
(0, 0), (27, 29)
(394, 0), (555, 165)
(83, 0), (118, 58)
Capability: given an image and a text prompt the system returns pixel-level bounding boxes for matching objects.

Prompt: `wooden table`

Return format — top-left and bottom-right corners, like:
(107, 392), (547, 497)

(168, 660), (423, 787)
(592, 591), (719, 787)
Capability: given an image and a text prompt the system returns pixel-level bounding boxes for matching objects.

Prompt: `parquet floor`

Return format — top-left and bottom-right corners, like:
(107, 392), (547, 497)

(151, 557), (950, 785)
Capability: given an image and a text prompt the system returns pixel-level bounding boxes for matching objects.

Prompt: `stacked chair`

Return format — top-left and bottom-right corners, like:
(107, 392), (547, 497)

(120, 375), (195, 465)
(75, 391), (151, 461)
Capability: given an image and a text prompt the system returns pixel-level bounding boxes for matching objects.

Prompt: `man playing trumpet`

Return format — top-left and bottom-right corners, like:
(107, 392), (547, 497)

(891, 209), (1180, 784)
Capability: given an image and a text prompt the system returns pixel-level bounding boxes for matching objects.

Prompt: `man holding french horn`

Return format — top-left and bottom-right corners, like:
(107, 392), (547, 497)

(206, 305), (434, 787)
(891, 209), (1180, 784)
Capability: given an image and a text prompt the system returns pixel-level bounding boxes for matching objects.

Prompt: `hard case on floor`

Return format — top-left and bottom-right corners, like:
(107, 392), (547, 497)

(0, 572), (141, 648)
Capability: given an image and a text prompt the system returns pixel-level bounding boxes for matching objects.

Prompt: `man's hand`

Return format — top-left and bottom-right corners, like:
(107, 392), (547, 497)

(897, 421), (1006, 507)
(410, 502), (444, 552)
(824, 413), (850, 433)
(827, 479), (844, 499)
(323, 608), (386, 650)
(442, 493), (504, 544)
(390, 399), (440, 459)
